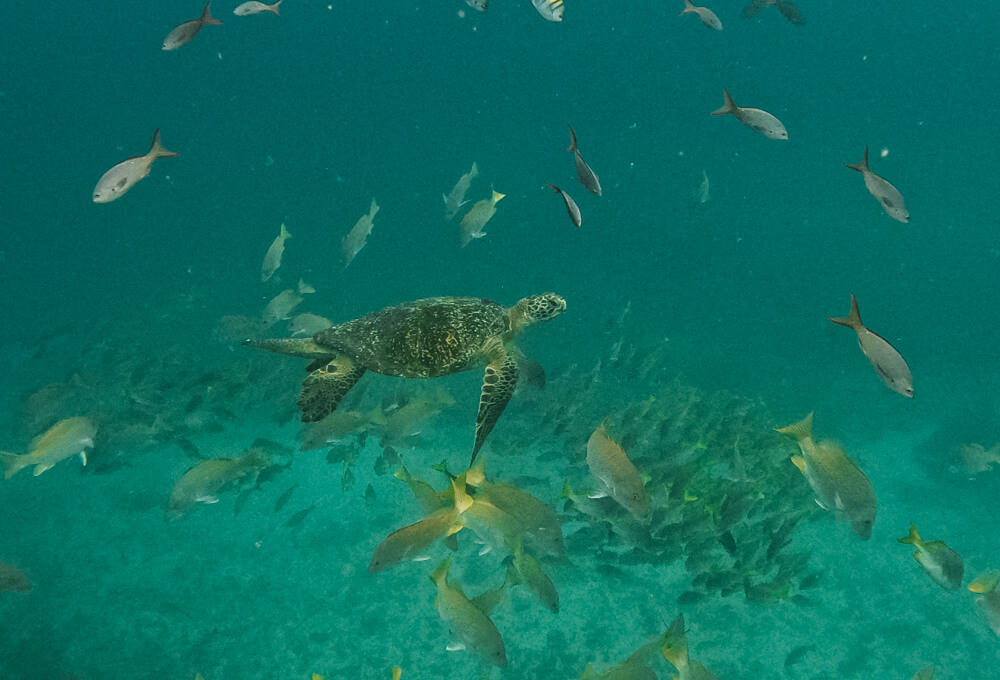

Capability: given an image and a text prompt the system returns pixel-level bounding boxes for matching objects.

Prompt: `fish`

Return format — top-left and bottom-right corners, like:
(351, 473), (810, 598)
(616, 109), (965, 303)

(740, 0), (774, 18)
(368, 507), (463, 572)
(776, 413), (877, 540)
(510, 541), (558, 612)
(465, 0), (488, 11)
(0, 562), (32, 591)
(531, 0), (564, 22)
(391, 668), (402, 680)
(167, 448), (270, 516)
(567, 125), (602, 195)
(342, 198), (379, 267)
(1, 416), (97, 479)
(897, 524), (964, 591)
(545, 183), (582, 227)
(93, 129), (179, 203)
(969, 571), (1000, 637)
(299, 408), (385, 450)
(162, 2), (222, 50)
(959, 442), (1000, 474)
(695, 170), (710, 204)
(284, 502), (316, 529)
(429, 557), (508, 667)
(829, 294), (913, 397)
(680, 0), (723, 30)
(459, 190), (505, 246)
(776, 1), (805, 25)
(911, 667), (934, 680)
(273, 483), (298, 513)
(261, 223), (291, 282)
(394, 464), (447, 516)
(443, 162), (479, 220)
(587, 423), (649, 519)
(290, 312), (333, 337)
(379, 390), (454, 447)
(846, 147), (909, 223)
(262, 280), (313, 327)
(234, 0), (281, 16)
(660, 615), (718, 680)
(711, 89), (788, 140)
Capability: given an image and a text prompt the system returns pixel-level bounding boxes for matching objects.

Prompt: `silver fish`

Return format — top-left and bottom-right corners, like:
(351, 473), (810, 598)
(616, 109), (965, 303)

(262, 288), (303, 327)
(711, 89), (788, 140)
(93, 129), (178, 203)
(532, 0), (564, 22)
(695, 169), (710, 204)
(443, 162), (479, 220)
(459, 190), (504, 246)
(465, 0), (488, 11)
(829, 294), (914, 398)
(567, 125), (602, 196)
(681, 0), (723, 30)
(545, 183), (581, 227)
(846, 147), (909, 223)
(233, 0), (281, 16)
(342, 198), (379, 267)
(162, 2), (222, 51)
(261, 222), (290, 282)
(289, 312), (332, 337)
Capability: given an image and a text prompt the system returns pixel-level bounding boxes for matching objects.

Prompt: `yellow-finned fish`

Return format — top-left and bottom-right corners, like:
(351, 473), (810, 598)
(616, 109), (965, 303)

(511, 541), (558, 613)
(391, 667), (401, 680)
(846, 147), (909, 223)
(567, 125), (602, 196)
(162, 2), (222, 50)
(429, 557), (508, 667)
(394, 464), (447, 516)
(234, 0), (281, 16)
(968, 571), (1000, 637)
(897, 524), (963, 591)
(168, 448), (270, 516)
(342, 198), (380, 268)
(829, 294), (913, 398)
(93, 129), (178, 203)
(777, 413), (877, 540)
(660, 614), (719, 680)
(444, 162), (479, 220)
(711, 89), (788, 140)
(451, 479), (524, 554)
(1, 416), (97, 479)
(586, 423), (649, 518)
(681, 0), (723, 30)
(261, 222), (290, 282)
(532, 0), (564, 22)
(459, 190), (504, 246)
(368, 502), (466, 573)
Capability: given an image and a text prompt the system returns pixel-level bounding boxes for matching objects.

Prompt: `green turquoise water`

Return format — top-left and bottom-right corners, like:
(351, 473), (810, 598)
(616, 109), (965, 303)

(1, 2), (999, 679)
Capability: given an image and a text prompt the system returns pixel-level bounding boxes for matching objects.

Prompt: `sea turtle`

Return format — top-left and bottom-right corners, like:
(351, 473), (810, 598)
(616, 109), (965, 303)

(244, 293), (567, 462)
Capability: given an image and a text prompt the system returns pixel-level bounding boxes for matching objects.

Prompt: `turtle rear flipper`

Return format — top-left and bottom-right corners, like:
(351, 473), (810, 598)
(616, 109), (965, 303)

(298, 356), (366, 422)
(472, 339), (519, 464)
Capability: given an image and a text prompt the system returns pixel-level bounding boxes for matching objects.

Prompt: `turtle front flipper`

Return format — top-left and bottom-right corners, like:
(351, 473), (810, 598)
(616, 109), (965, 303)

(298, 356), (367, 422)
(472, 339), (519, 464)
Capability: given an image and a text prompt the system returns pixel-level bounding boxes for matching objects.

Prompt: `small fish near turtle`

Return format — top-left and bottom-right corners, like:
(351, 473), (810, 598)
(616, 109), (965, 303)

(245, 293), (567, 463)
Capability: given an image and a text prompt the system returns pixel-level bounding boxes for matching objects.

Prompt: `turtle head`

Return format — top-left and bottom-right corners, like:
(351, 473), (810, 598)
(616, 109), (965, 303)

(509, 293), (566, 334)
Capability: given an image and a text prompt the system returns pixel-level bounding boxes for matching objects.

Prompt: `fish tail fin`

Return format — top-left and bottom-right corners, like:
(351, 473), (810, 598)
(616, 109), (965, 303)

(452, 479), (473, 514)
(201, 2), (223, 24)
(469, 161), (479, 178)
(681, 0), (695, 13)
(660, 614), (689, 668)
(897, 523), (921, 545)
(567, 125), (578, 152)
(776, 412), (814, 442)
(149, 129), (179, 159)
(280, 222), (291, 240)
(0, 451), (27, 480)
(828, 294), (863, 330)
(429, 556), (451, 585)
(845, 147), (870, 173)
(465, 456), (486, 487)
(491, 190), (506, 204)
(545, 182), (561, 195)
(711, 89), (737, 116)
(271, 0), (282, 15)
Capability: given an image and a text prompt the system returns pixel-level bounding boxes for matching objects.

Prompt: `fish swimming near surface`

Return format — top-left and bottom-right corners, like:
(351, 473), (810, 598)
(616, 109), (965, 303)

(0, 562), (32, 591)
(897, 524), (964, 591)
(532, 0), (564, 22)
(545, 183), (582, 227)
(429, 556), (508, 667)
(261, 222), (290, 282)
(234, 0), (281, 16)
(829, 294), (913, 398)
(711, 89), (788, 140)
(680, 0), (723, 30)
(168, 448), (270, 517)
(459, 190), (505, 246)
(93, 129), (178, 203)
(342, 198), (379, 267)
(586, 423), (649, 519)
(1, 416), (97, 479)
(444, 162), (479, 220)
(162, 2), (222, 50)
(567, 125), (602, 195)
(846, 147), (909, 223)
(777, 413), (877, 540)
